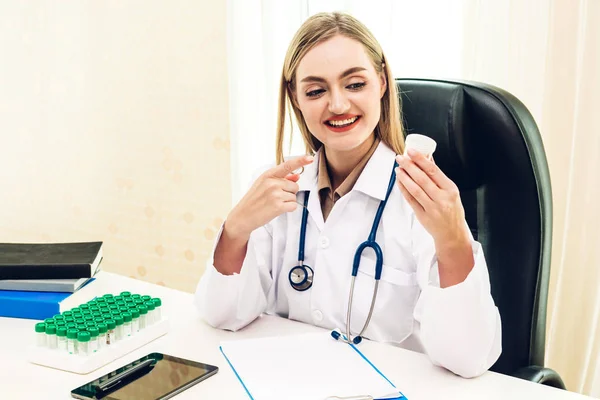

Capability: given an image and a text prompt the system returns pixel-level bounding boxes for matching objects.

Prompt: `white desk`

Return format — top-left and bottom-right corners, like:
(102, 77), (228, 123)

(0, 272), (594, 399)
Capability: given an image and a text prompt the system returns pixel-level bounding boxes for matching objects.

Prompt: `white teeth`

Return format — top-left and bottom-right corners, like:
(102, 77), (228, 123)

(328, 116), (358, 127)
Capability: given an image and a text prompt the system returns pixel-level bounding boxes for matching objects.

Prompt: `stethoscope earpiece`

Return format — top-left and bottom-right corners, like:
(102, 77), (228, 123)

(331, 328), (342, 341)
(330, 328), (363, 345)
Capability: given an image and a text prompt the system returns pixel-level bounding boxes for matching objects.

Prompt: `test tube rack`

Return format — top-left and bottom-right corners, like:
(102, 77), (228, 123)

(28, 318), (169, 374)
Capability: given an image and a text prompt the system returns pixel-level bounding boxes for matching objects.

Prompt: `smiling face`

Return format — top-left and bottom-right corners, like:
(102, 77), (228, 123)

(294, 35), (386, 157)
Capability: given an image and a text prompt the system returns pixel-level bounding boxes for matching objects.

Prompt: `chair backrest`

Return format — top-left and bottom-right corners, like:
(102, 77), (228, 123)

(396, 78), (553, 375)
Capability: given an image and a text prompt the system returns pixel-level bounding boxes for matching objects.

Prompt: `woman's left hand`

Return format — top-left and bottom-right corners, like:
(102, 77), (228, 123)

(395, 149), (474, 287)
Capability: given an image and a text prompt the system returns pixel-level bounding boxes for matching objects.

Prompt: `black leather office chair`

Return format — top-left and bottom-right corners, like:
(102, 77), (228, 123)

(396, 78), (565, 389)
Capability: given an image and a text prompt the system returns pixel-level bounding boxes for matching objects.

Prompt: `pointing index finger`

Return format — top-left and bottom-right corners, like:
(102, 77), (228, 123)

(270, 155), (314, 178)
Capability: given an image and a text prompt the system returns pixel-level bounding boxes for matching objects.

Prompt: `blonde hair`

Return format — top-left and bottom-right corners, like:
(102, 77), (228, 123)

(276, 12), (405, 164)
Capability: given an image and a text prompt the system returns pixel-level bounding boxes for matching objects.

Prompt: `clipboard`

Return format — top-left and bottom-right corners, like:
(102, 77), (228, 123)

(219, 332), (407, 400)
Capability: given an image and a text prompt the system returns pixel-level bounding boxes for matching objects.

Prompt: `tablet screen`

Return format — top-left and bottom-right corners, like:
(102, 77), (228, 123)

(71, 353), (218, 400)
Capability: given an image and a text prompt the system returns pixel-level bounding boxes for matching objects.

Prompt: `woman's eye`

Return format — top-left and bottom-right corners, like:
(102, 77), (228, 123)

(347, 82), (366, 90)
(306, 89), (325, 98)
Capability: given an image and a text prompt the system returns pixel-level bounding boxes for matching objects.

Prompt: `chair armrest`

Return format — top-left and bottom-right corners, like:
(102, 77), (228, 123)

(513, 366), (566, 389)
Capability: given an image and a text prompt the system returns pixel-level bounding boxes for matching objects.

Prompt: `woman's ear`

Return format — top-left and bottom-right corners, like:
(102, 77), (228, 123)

(379, 67), (387, 99)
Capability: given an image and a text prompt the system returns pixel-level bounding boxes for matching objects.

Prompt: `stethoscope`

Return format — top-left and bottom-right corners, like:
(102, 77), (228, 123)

(288, 161), (398, 345)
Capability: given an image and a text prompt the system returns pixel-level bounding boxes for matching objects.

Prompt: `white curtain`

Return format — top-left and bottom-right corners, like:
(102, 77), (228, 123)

(226, 0), (309, 202)
(226, 0), (600, 395)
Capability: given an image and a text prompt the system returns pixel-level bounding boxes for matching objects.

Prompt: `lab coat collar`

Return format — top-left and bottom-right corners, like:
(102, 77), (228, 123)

(353, 141), (397, 201)
(297, 149), (320, 192)
(297, 149), (324, 230)
(297, 141), (397, 201)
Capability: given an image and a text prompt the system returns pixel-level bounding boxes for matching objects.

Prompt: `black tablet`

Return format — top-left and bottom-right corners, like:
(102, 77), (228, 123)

(71, 353), (218, 400)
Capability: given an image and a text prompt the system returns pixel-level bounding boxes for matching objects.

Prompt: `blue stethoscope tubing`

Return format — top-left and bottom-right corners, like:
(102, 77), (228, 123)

(288, 161), (399, 345)
(288, 189), (314, 291)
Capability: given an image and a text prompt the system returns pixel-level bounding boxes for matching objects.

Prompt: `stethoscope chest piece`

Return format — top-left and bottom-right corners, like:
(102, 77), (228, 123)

(289, 265), (314, 291)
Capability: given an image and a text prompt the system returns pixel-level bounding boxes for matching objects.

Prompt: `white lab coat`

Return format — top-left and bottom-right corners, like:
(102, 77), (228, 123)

(195, 141), (502, 378)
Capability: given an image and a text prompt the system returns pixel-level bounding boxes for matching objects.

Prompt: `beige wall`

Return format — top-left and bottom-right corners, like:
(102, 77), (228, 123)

(0, 2), (230, 292)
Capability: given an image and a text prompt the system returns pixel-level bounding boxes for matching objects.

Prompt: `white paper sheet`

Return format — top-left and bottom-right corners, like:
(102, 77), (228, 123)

(220, 332), (402, 400)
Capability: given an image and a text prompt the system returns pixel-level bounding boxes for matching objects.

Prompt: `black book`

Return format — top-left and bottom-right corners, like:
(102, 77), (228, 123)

(0, 242), (103, 280)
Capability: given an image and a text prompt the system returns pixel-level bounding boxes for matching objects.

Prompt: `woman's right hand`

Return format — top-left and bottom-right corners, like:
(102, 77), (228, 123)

(225, 155), (314, 240)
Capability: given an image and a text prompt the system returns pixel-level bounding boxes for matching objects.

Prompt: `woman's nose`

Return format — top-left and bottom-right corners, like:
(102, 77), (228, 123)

(328, 88), (350, 115)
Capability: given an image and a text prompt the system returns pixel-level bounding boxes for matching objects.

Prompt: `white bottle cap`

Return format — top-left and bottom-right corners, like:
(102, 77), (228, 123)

(404, 134), (437, 158)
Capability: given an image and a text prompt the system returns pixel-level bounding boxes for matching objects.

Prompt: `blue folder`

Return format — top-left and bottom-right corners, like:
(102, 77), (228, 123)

(0, 289), (71, 319)
(0, 278), (95, 319)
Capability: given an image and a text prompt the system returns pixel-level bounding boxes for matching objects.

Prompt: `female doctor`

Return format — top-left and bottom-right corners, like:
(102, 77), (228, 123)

(195, 12), (501, 378)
